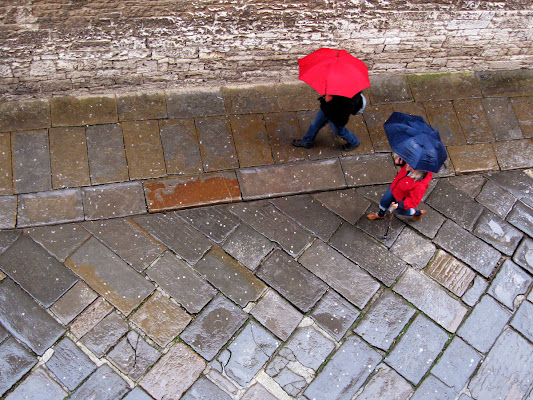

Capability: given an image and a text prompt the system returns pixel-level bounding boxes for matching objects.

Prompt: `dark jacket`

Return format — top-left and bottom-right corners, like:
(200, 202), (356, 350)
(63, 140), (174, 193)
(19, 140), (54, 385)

(320, 93), (364, 127)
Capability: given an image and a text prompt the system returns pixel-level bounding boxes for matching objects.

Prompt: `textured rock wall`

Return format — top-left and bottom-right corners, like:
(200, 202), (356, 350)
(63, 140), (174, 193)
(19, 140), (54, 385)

(1, 0), (532, 99)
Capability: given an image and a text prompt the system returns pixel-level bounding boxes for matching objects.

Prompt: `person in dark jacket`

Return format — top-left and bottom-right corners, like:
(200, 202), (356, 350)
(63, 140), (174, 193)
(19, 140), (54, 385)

(292, 92), (366, 152)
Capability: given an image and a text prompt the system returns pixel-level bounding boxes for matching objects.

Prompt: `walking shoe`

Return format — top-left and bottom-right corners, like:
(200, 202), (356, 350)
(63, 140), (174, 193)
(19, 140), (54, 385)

(292, 139), (312, 149)
(412, 209), (426, 221)
(341, 142), (359, 152)
(367, 212), (385, 220)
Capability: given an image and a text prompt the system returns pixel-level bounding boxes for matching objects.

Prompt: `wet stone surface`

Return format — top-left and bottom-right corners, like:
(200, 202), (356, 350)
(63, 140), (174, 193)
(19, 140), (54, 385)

(50, 281), (98, 325)
(82, 181), (147, 220)
(506, 201), (533, 236)
(390, 228), (436, 269)
(312, 188), (371, 225)
(182, 376), (232, 400)
(475, 179), (517, 219)
(410, 375), (457, 400)
(511, 300), (533, 342)
(178, 205), (240, 244)
(11, 130), (51, 194)
(0, 337), (37, 397)
(354, 364), (413, 400)
(69, 364), (129, 400)
(513, 237), (533, 274)
(426, 249), (475, 297)
(222, 224), (274, 271)
(4, 367), (67, 400)
(80, 311), (129, 357)
(462, 275), (489, 307)
(27, 223), (90, 262)
(487, 259), (532, 310)
(473, 210), (524, 256)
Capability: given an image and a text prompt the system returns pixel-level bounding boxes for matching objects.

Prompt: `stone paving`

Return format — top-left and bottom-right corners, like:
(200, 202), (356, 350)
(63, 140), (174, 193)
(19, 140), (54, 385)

(0, 69), (532, 399)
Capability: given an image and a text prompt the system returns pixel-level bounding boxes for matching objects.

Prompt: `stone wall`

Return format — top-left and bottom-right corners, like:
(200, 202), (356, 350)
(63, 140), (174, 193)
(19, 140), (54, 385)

(1, 0), (532, 99)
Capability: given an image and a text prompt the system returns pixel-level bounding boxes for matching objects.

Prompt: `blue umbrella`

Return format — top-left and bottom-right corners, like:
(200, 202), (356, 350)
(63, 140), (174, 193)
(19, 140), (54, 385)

(384, 112), (447, 173)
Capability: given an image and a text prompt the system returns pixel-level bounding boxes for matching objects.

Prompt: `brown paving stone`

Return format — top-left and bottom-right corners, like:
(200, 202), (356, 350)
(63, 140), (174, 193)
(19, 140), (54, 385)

(196, 116), (239, 172)
(144, 171), (241, 212)
(222, 85), (281, 114)
(237, 159), (346, 200)
(50, 281), (98, 325)
(363, 104), (394, 152)
(49, 127), (90, 189)
(122, 120), (166, 180)
(0, 99), (50, 133)
(511, 96), (533, 138)
(81, 311), (129, 357)
(475, 70), (533, 97)
(426, 249), (476, 297)
(167, 88), (226, 118)
(264, 112), (307, 163)
(131, 290), (191, 347)
(297, 110), (340, 160)
(83, 181), (147, 220)
(69, 297), (114, 339)
(51, 95), (118, 127)
(453, 98), (495, 144)
(0, 196), (16, 229)
(482, 97), (524, 141)
(230, 114), (274, 167)
(86, 123), (129, 185)
(159, 119), (203, 175)
(0, 133), (12, 194)
(392, 102), (429, 121)
(26, 223), (90, 262)
(407, 72), (482, 101)
(17, 189), (84, 227)
(117, 92), (167, 121)
(341, 153), (397, 187)
(369, 75), (413, 104)
(276, 82), (318, 112)
(312, 188), (372, 224)
(493, 139), (533, 170)
(447, 143), (499, 174)
(424, 101), (467, 146)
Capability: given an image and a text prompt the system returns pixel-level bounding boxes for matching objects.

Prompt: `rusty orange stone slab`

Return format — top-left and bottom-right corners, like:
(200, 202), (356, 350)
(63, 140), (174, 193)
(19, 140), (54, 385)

(447, 143), (499, 174)
(229, 114), (273, 168)
(363, 104), (394, 152)
(144, 171), (242, 212)
(0, 133), (12, 195)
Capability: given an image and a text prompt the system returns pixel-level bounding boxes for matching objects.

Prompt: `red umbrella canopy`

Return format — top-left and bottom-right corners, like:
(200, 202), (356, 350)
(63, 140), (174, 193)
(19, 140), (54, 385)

(298, 48), (370, 98)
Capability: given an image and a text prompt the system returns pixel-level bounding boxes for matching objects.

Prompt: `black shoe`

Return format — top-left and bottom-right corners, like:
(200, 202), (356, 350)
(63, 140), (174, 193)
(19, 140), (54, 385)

(292, 139), (312, 149)
(341, 142), (359, 152)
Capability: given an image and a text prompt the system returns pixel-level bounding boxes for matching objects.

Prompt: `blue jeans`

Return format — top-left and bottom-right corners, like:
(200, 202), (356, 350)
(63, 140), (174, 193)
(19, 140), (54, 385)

(302, 109), (360, 146)
(379, 188), (416, 216)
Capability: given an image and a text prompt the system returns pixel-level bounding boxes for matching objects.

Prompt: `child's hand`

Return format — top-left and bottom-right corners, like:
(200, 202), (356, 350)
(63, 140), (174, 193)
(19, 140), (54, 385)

(391, 202), (399, 210)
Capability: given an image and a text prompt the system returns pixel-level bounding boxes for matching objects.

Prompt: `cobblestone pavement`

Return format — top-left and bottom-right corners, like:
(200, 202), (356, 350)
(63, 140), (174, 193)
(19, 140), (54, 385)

(0, 70), (532, 399)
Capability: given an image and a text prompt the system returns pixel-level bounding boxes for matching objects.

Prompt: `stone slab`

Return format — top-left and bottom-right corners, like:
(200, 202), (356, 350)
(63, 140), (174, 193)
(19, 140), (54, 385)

(69, 364), (129, 400)
(0, 133), (12, 194)
(264, 112), (307, 164)
(299, 240), (380, 309)
(196, 116), (239, 172)
(513, 237), (533, 274)
(475, 69), (533, 97)
(407, 72), (482, 101)
(122, 120), (166, 179)
(241, 383), (278, 400)
(50, 280), (98, 325)
(238, 159), (346, 200)
(369, 74), (413, 103)
(454, 98), (495, 144)
(11, 130), (51, 194)
(362, 104), (394, 152)
(83, 182), (147, 220)
(475, 179), (517, 219)
(26, 223), (89, 262)
(424, 101), (467, 146)
(66, 237), (154, 315)
(426, 249), (475, 297)
(159, 119), (203, 175)
(488, 259), (532, 310)
(131, 290), (191, 347)
(511, 96), (533, 138)
(69, 297), (113, 339)
(0, 337), (37, 397)
(117, 91), (167, 121)
(297, 110), (342, 160)
(182, 376), (232, 400)
(409, 375), (457, 400)
(144, 171), (241, 212)
(385, 314), (449, 385)
(17, 189), (84, 227)
(446, 174), (487, 198)
(256, 249), (327, 313)
(0, 279), (65, 355)
(4, 367), (67, 400)
(0, 196), (16, 229)
(340, 153), (397, 187)
(49, 126), (91, 189)
(86, 123), (129, 185)
(447, 143), (499, 175)
(507, 200), (533, 236)
(51, 95), (118, 127)
(356, 204), (405, 248)
(474, 210), (524, 256)
(222, 85), (280, 114)
(396, 202), (446, 239)
(462, 275), (489, 307)
(312, 188), (371, 224)
(222, 224), (274, 271)
(391, 228), (436, 269)
(167, 88), (225, 118)
(146, 251), (216, 314)
(123, 387), (154, 400)
(81, 311), (128, 357)
(354, 364), (413, 400)
(180, 294), (247, 361)
(277, 82), (318, 112)
(230, 113), (274, 167)
(392, 101), (429, 121)
(511, 300), (533, 342)
(486, 170), (533, 205)
(493, 139), (533, 170)
(0, 99), (50, 133)
(482, 97), (524, 141)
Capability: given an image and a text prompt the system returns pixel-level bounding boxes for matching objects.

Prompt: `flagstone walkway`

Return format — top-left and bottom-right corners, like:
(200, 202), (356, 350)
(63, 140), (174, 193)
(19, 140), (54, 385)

(0, 69), (532, 400)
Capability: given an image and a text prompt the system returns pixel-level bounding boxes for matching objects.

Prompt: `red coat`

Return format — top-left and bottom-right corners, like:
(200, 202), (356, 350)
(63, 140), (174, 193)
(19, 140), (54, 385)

(390, 166), (432, 209)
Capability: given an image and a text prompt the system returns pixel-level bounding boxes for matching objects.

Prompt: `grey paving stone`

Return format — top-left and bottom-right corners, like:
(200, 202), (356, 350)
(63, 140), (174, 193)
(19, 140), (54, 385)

(271, 194), (342, 242)
(0, 235), (78, 307)
(229, 201), (313, 257)
(66, 237), (154, 315)
(0, 324), (8, 343)
(159, 118), (203, 175)
(206, 369), (239, 396)
(250, 288), (303, 341)
(426, 249), (476, 297)
(108, 330), (161, 381)
(272, 367), (306, 396)
(0, 337), (37, 397)
(434, 220), (501, 278)
(0, 196), (16, 229)
(511, 300), (533, 342)
(409, 375), (457, 400)
(82, 181), (147, 220)
(70, 364), (129, 400)
(182, 376), (232, 400)
(221, 224), (274, 271)
(11, 130), (51, 194)
(427, 180), (484, 231)
(476, 69), (533, 97)
(81, 311), (128, 357)
(17, 188), (84, 227)
(222, 85), (280, 114)
(397, 202), (446, 239)
(181, 294), (247, 361)
(5, 367), (67, 400)
(446, 174), (487, 198)
(69, 297), (114, 339)
(299, 240), (380, 309)
(147, 251), (216, 314)
(123, 387), (154, 400)
(256, 249), (327, 312)
(462, 275), (489, 307)
(385, 314), (449, 385)
(303, 335), (381, 400)
(482, 97), (524, 141)
(134, 212), (212, 264)
(485, 170), (533, 205)
(390, 227), (436, 269)
(469, 327), (533, 400)
(513, 237), (533, 274)
(219, 321), (279, 386)
(83, 218), (164, 272)
(27, 223), (90, 262)
(196, 116), (238, 172)
(506, 200), (533, 236)
(117, 91), (167, 121)
(0, 231), (20, 255)
(329, 223), (406, 287)
(458, 295), (511, 353)
(476, 178), (517, 219)
(357, 204), (405, 248)
(309, 289), (360, 341)
(50, 281), (98, 325)
(46, 337), (96, 391)
(354, 290), (416, 351)
(487, 259), (533, 310)
(167, 88), (225, 118)
(51, 95), (118, 127)
(473, 210), (524, 256)
(178, 205), (240, 243)
(312, 188), (371, 225)
(354, 364), (412, 400)
(341, 153), (397, 187)
(369, 74), (413, 103)
(431, 336), (482, 391)
(241, 383), (278, 400)
(194, 246), (266, 307)
(0, 99), (50, 133)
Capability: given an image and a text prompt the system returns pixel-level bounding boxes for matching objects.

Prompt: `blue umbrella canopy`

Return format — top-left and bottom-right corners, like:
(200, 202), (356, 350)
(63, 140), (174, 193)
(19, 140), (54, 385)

(384, 112), (447, 173)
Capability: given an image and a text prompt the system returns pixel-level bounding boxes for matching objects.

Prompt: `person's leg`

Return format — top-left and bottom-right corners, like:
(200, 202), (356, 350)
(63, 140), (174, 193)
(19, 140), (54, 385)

(395, 207), (416, 216)
(368, 188), (395, 220)
(295, 110), (328, 147)
(330, 122), (360, 150)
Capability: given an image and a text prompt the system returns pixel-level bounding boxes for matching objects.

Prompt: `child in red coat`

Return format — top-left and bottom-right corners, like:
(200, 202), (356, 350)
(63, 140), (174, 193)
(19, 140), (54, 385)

(367, 156), (431, 221)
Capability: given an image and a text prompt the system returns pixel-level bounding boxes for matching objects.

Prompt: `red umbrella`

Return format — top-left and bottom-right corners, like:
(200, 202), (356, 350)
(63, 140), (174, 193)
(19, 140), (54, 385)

(298, 48), (370, 98)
